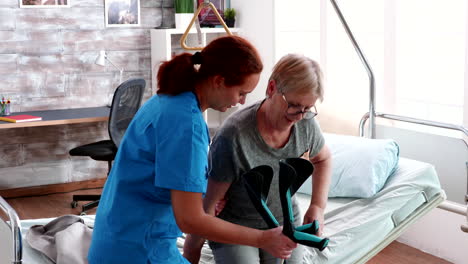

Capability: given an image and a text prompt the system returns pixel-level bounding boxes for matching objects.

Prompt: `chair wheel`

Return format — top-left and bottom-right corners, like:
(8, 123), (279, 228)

(71, 201), (78, 208)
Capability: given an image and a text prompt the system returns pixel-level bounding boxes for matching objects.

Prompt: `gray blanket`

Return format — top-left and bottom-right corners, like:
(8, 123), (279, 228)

(26, 215), (92, 264)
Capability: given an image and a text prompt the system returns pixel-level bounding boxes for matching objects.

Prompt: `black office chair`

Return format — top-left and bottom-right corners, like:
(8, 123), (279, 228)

(69, 78), (146, 215)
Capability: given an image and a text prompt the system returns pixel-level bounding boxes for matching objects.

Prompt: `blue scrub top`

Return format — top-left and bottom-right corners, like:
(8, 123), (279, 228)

(88, 92), (210, 264)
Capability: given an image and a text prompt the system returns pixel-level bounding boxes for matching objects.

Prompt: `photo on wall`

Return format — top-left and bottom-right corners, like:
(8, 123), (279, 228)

(105, 0), (140, 27)
(20, 0), (70, 8)
(198, 0), (224, 27)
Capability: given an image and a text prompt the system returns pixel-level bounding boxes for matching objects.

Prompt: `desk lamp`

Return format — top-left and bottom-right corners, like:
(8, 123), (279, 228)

(95, 50), (124, 106)
(95, 50), (124, 84)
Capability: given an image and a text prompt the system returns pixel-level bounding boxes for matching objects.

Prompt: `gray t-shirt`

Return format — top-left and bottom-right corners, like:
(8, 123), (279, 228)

(208, 100), (325, 229)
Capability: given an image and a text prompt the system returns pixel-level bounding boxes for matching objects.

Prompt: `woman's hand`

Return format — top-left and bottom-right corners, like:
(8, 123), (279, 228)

(303, 204), (325, 236)
(259, 226), (297, 259)
(183, 234), (204, 264)
(214, 198), (227, 216)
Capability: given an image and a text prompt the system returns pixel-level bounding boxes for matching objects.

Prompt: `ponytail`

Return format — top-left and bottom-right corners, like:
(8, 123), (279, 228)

(157, 53), (197, 95)
(157, 35), (262, 96)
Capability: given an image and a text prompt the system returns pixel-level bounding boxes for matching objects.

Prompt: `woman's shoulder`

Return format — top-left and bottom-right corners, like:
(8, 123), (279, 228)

(218, 101), (260, 133)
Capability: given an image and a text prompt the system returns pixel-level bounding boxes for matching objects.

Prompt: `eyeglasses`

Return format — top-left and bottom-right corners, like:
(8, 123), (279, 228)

(281, 93), (318, 119)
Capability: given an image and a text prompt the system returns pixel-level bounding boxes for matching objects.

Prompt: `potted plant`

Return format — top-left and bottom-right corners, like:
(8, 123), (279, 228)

(174, 0), (194, 29)
(224, 8), (236, 28)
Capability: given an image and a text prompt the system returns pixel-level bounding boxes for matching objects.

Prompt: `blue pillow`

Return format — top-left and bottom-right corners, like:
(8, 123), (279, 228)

(326, 133), (400, 197)
(298, 133), (400, 198)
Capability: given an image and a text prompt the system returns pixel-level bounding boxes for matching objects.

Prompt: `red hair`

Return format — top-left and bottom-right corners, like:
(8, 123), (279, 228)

(157, 35), (263, 95)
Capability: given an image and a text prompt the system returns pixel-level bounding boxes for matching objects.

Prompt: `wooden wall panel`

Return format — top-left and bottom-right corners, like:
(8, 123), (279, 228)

(0, 54), (17, 74)
(0, 8), (16, 30)
(72, 0), (104, 8)
(0, 0), (167, 190)
(0, 0), (18, 8)
(16, 8), (104, 30)
(0, 144), (24, 168)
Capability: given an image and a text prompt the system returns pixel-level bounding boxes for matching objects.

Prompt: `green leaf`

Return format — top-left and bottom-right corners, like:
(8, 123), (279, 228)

(175, 0), (194, 13)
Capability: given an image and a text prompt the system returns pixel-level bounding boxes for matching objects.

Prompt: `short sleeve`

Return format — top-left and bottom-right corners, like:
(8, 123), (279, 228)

(207, 135), (241, 183)
(308, 119), (325, 157)
(154, 106), (209, 193)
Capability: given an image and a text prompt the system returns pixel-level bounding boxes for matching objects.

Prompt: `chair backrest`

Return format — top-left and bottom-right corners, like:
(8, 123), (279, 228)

(108, 78), (146, 148)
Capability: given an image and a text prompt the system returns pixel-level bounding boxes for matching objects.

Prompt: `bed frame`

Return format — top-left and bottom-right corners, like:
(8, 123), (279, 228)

(353, 191), (445, 263)
(0, 196), (22, 264)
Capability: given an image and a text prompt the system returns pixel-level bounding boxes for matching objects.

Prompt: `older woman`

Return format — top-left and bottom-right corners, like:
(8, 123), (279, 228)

(184, 54), (332, 264)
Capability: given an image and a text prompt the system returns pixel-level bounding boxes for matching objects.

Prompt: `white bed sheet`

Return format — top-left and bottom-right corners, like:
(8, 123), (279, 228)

(16, 158), (444, 264)
(297, 157), (445, 264)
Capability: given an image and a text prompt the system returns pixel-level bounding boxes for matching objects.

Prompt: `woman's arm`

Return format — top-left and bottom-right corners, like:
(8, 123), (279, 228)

(303, 144), (332, 236)
(172, 189), (297, 261)
(182, 179), (231, 263)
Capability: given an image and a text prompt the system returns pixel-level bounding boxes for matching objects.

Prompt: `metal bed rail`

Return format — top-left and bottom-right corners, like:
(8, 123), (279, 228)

(329, 0), (376, 138)
(330, 0), (468, 232)
(359, 112), (468, 233)
(0, 196), (22, 264)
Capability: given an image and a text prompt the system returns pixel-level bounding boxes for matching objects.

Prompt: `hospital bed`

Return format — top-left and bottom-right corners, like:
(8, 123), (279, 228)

(0, 136), (446, 264)
(0, 1), (463, 263)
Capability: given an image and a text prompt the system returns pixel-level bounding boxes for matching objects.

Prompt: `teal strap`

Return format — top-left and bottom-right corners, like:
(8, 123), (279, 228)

(260, 200), (279, 226)
(292, 231), (322, 243)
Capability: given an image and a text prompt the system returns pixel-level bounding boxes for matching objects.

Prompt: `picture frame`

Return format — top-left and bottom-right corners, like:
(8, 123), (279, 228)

(198, 0), (224, 27)
(19, 0), (70, 8)
(105, 0), (140, 28)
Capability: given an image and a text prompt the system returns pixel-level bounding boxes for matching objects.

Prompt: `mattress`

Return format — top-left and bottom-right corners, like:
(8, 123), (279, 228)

(297, 157), (445, 264)
(14, 158), (444, 264)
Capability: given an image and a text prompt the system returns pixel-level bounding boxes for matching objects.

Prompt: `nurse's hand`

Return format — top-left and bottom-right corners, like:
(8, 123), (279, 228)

(259, 226), (297, 259)
(183, 233), (204, 264)
(183, 245), (201, 264)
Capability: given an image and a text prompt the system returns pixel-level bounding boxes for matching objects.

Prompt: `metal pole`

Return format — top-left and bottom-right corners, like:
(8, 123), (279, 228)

(329, 0), (376, 138)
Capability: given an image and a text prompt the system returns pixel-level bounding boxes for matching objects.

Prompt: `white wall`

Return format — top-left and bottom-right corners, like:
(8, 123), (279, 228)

(233, 0), (275, 106)
(397, 208), (468, 264)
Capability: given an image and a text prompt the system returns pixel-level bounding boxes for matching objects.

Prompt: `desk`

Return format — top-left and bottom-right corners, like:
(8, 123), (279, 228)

(0, 107), (109, 129)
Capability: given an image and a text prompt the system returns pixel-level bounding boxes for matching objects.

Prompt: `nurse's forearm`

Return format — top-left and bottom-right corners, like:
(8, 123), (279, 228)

(172, 190), (262, 248)
(172, 190), (296, 259)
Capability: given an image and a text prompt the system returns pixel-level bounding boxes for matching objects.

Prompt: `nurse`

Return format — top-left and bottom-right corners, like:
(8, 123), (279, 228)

(87, 35), (297, 264)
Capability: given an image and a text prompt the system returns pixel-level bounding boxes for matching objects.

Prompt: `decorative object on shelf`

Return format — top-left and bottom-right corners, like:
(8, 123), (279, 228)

(105, 0), (140, 27)
(223, 7), (236, 27)
(180, 1), (232, 50)
(197, 0), (224, 27)
(156, 0), (171, 29)
(175, 0), (194, 29)
(19, 0), (70, 8)
(0, 97), (11, 116)
(95, 50), (124, 106)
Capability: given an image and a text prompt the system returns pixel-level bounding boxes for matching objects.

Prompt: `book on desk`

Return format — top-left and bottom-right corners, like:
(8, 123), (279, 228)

(0, 114), (42, 123)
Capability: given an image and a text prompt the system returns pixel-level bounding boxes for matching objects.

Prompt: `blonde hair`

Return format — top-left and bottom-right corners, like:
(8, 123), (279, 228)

(269, 54), (324, 101)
